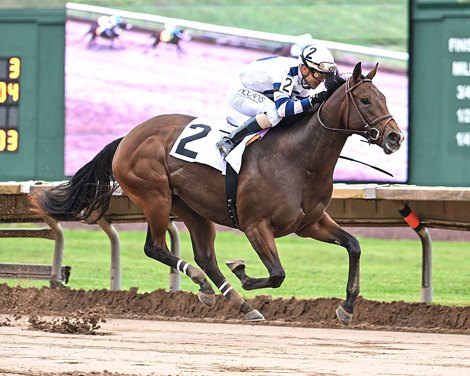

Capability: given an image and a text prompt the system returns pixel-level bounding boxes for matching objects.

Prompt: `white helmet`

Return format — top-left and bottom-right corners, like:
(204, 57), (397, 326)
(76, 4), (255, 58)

(298, 45), (336, 74)
(109, 15), (123, 26)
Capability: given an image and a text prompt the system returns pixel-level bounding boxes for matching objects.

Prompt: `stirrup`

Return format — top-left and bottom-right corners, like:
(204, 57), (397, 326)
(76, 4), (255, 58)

(216, 138), (235, 157)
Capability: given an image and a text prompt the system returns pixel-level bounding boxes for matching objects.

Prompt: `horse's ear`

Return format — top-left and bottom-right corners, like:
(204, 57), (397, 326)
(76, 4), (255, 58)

(352, 62), (362, 83)
(366, 63), (379, 80)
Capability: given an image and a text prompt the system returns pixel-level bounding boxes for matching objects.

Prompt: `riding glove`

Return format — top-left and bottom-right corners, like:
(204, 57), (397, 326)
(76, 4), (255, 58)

(310, 91), (329, 105)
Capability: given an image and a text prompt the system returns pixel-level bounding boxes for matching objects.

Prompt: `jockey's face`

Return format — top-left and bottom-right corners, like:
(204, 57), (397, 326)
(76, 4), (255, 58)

(300, 64), (324, 89)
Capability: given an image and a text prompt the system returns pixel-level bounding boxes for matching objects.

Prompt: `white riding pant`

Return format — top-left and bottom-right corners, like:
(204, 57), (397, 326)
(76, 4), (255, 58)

(226, 80), (282, 128)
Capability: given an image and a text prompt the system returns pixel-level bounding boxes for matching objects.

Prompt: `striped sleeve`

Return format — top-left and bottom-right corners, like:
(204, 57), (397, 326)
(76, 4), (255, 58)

(274, 90), (311, 118)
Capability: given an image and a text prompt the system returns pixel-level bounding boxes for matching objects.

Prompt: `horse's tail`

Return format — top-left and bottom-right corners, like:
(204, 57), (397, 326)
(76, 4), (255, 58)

(30, 137), (124, 222)
(81, 26), (94, 41)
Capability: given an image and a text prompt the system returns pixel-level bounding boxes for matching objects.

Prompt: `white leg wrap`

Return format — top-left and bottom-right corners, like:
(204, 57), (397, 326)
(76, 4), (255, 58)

(176, 260), (189, 275)
(218, 280), (233, 296)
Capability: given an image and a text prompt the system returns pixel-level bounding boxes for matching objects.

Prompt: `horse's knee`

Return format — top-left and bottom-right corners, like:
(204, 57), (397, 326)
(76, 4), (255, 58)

(144, 244), (157, 260)
(144, 242), (166, 261)
(343, 235), (361, 258)
(193, 253), (214, 272)
(269, 272), (286, 288)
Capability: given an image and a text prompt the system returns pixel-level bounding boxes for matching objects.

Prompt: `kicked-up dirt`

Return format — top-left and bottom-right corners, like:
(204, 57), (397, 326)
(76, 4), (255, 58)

(0, 284), (468, 334)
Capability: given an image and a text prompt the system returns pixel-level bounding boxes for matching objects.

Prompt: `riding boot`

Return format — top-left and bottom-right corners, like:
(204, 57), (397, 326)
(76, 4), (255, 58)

(216, 117), (263, 157)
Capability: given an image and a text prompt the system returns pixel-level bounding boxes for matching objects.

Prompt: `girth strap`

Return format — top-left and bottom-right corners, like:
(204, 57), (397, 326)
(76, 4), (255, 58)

(223, 132), (267, 228)
(225, 163), (240, 228)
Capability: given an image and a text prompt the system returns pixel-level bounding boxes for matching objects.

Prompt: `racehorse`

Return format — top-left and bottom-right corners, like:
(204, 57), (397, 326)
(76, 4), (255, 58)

(83, 17), (132, 49)
(31, 62), (403, 325)
(145, 27), (190, 55)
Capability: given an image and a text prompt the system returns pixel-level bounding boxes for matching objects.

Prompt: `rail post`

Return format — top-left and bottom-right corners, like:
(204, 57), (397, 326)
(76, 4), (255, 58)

(97, 217), (121, 291)
(394, 201), (433, 303)
(167, 220), (181, 292)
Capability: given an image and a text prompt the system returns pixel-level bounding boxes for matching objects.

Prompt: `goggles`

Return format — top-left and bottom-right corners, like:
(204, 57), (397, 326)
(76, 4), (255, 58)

(309, 69), (329, 80)
(310, 61), (337, 73)
(301, 55), (336, 77)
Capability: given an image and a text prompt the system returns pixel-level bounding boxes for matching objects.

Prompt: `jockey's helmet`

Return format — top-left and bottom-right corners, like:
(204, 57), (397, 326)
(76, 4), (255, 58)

(109, 15), (123, 26)
(299, 45), (336, 75)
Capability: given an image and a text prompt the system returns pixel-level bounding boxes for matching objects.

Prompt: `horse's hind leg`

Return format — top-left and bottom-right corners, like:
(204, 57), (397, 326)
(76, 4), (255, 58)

(142, 225), (216, 306)
(121, 181), (216, 306)
(172, 197), (264, 321)
(87, 36), (95, 48)
(296, 213), (361, 326)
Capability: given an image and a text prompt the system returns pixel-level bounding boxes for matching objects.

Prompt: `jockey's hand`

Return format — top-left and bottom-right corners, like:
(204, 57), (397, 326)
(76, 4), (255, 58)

(310, 91), (329, 105)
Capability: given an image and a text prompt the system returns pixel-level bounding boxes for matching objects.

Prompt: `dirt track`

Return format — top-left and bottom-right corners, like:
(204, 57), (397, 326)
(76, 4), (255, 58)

(1, 316), (469, 376)
(1, 285), (469, 334)
(0, 285), (469, 376)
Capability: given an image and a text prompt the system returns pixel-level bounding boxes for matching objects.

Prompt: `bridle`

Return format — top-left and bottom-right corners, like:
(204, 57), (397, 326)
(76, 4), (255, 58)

(317, 76), (394, 144)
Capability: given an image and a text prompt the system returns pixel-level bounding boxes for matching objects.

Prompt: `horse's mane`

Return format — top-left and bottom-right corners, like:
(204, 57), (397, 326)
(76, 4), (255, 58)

(276, 71), (347, 128)
(324, 71), (346, 95)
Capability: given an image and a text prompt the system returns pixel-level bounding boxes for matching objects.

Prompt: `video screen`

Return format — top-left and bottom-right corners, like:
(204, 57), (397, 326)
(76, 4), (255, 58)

(65, 19), (408, 183)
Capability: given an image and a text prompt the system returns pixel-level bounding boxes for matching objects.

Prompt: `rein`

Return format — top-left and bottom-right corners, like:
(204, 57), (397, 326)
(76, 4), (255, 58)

(317, 77), (394, 143)
(339, 155), (393, 177)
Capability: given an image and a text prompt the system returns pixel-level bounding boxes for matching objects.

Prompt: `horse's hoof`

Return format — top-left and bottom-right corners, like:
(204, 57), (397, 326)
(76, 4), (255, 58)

(197, 291), (215, 307)
(336, 305), (353, 325)
(244, 309), (265, 321)
(226, 259), (246, 272)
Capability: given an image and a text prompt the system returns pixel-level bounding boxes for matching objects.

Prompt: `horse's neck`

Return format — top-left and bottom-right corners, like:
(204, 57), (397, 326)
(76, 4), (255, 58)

(292, 107), (349, 175)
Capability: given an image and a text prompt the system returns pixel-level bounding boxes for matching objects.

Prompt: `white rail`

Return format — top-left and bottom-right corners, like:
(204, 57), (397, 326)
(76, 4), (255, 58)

(4, 181), (470, 302)
(65, 2), (409, 62)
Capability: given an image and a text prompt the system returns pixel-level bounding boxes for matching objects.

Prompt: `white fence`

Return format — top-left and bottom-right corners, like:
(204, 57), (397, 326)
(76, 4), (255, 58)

(4, 182), (470, 303)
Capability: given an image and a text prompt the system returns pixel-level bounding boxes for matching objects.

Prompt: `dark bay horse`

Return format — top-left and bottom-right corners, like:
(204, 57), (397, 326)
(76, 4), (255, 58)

(31, 62), (403, 325)
(145, 27), (190, 55)
(84, 17), (132, 49)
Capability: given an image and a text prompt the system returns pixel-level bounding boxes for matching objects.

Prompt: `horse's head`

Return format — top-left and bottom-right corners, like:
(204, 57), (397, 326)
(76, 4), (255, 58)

(120, 22), (133, 31)
(112, 21), (132, 35)
(321, 62), (404, 155)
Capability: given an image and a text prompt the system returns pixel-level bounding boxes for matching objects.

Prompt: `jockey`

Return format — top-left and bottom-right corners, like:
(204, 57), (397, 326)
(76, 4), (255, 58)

(216, 44), (337, 158)
(97, 15), (123, 37)
(109, 15), (123, 27)
(160, 23), (185, 42)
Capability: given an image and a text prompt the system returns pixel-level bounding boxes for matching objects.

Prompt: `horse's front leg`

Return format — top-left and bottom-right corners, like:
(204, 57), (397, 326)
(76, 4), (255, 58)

(296, 213), (361, 326)
(175, 41), (185, 55)
(172, 198), (264, 321)
(227, 221), (286, 290)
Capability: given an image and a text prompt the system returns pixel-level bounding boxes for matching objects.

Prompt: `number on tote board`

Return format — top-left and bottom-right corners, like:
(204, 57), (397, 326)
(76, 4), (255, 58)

(0, 129), (19, 152)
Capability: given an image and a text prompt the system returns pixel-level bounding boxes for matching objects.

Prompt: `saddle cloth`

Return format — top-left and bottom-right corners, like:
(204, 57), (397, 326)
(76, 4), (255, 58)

(169, 117), (268, 174)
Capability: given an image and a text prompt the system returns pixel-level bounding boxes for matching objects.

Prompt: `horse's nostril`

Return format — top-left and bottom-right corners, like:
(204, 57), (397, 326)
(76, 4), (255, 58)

(387, 132), (401, 144)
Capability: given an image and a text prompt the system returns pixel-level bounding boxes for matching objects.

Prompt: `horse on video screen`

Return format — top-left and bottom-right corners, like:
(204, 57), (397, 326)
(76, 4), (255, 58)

(31, 63), (403, 325)
(84, 15), (132, 49)
(145, 25), (191, 55)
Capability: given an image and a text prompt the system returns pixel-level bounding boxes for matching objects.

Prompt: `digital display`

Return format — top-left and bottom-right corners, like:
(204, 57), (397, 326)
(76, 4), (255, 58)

(0, 56), (20, 153)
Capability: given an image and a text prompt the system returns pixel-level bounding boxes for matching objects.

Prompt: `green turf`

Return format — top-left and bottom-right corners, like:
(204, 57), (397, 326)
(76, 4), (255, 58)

(64, 0), (407, 52)
(0, 228), (468, 306)
(0, 1), (408, 70)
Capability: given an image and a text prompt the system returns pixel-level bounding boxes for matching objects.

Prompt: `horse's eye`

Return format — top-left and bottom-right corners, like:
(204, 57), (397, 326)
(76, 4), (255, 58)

(361, 98), (370, 104)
